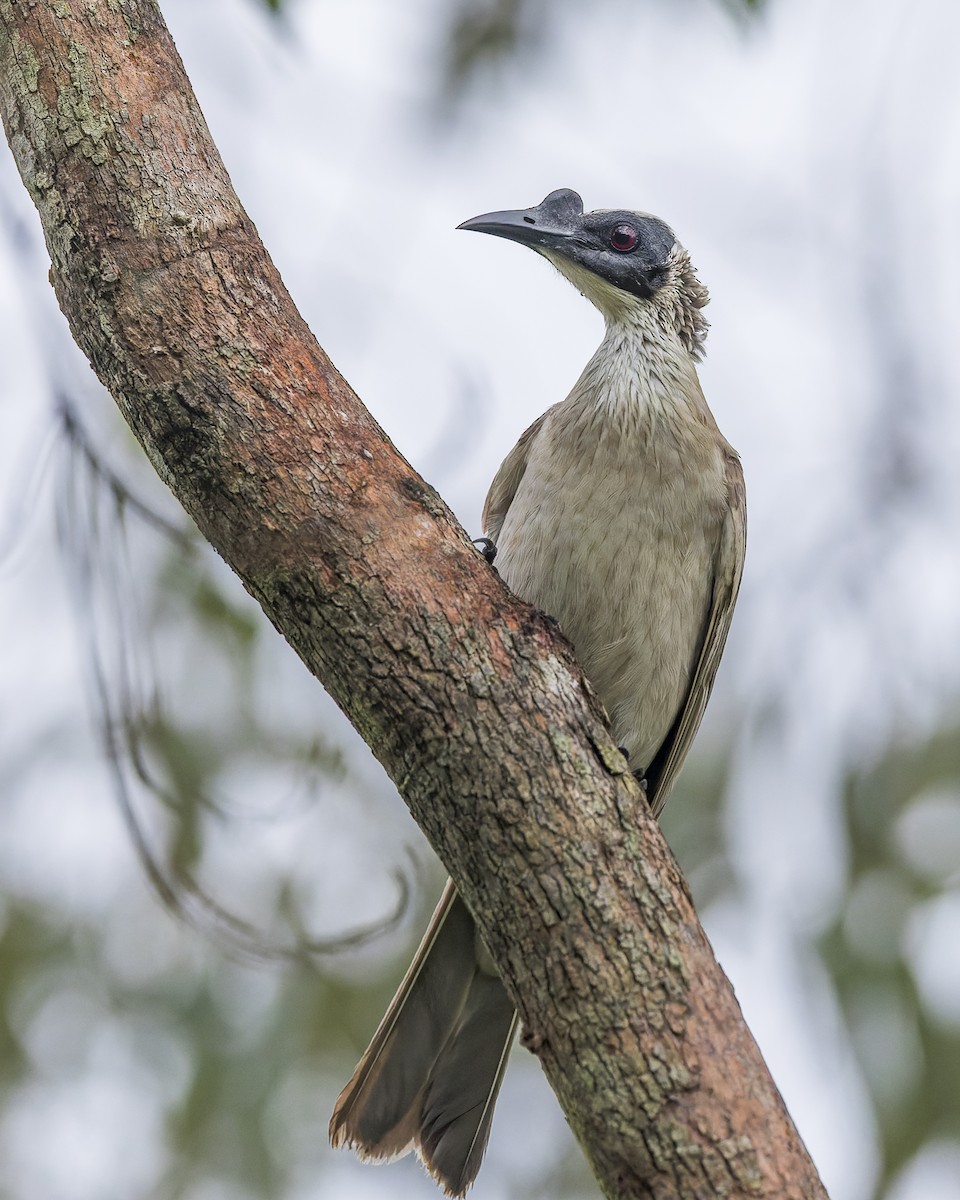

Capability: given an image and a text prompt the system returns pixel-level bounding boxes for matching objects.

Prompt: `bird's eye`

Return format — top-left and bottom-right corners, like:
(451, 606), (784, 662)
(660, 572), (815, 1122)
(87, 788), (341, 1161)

(609, 224), (638, 253)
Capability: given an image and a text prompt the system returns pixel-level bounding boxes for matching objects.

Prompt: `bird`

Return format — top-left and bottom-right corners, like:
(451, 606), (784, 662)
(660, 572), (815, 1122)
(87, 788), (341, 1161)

(329, 188), (746, 1196)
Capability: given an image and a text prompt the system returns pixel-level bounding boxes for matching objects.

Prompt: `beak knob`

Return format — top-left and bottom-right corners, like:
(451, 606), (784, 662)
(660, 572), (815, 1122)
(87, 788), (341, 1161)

(457, 189), (584, 248)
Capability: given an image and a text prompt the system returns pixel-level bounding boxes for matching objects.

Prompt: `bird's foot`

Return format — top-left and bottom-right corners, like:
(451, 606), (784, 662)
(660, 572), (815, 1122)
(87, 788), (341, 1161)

(632, 769), (649, 796)
(472, 537), (497, 565)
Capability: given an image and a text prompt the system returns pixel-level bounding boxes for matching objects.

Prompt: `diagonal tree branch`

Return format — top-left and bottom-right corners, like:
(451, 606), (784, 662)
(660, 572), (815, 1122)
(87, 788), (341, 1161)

(0, 3), (827, 1197)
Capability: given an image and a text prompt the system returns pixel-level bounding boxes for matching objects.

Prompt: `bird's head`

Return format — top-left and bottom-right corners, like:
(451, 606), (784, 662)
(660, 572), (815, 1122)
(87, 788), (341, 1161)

(458, 188), (709, 358)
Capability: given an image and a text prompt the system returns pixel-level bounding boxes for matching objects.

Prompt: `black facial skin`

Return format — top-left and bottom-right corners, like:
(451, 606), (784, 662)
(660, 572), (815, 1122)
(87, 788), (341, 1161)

(458, 189), (677, 301)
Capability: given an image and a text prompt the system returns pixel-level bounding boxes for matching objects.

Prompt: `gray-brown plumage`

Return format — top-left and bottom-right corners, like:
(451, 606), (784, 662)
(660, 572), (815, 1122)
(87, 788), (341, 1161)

(330, 188), (746, 1196)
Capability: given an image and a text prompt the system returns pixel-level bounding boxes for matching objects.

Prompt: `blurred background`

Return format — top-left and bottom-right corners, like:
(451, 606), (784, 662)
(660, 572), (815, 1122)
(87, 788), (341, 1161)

(2, 0), (960, 1197)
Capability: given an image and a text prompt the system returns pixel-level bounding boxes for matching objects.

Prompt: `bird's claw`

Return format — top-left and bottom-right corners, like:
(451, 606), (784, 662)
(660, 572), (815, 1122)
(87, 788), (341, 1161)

(473, 537), (497, 564)
(632, 768), (649, 796)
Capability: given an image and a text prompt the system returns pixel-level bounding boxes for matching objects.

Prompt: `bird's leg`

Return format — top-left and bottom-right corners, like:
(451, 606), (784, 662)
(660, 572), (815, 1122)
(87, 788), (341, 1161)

(472, 537), (498, 565)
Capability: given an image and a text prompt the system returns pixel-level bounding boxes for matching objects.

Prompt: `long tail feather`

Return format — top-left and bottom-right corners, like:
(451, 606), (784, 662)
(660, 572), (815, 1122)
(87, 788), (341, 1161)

(330, 880), (517, 1195)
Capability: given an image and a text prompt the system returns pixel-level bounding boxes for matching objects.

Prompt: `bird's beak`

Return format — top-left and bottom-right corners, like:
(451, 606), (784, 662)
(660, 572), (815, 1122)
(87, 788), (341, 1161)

(457, 188), (584, 253)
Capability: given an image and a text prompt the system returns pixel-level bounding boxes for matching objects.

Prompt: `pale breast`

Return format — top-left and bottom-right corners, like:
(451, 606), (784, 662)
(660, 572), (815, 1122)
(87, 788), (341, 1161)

(492, 395), (728, 772)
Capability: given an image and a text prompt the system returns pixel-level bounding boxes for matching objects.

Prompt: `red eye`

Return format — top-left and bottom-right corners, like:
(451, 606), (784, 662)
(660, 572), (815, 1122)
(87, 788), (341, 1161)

(609, 224), (637, 252)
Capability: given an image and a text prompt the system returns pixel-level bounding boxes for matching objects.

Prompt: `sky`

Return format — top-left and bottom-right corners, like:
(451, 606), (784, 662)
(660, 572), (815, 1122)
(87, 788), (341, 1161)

(1, 0), (960, 1198)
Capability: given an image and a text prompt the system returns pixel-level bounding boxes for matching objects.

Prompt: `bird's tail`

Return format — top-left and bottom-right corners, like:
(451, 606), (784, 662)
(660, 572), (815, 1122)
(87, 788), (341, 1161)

(329, 880), (518, 1197)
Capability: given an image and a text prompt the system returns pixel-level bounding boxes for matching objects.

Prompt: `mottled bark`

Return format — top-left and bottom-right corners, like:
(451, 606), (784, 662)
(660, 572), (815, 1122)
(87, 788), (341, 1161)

(0, 3), (827, 1197)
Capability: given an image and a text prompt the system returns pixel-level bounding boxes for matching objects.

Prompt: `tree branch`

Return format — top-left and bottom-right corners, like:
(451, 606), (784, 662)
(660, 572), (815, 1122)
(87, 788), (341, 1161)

(0, 3), (827, 1197)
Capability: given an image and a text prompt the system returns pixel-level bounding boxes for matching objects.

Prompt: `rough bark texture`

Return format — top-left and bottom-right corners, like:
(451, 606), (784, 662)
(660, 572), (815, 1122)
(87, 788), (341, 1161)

(0, 4), (828, 1198)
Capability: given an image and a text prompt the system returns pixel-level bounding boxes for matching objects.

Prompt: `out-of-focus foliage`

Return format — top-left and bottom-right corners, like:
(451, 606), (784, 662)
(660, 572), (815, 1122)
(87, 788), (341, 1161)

(440, 0), (536, 96)
(436, 0), (766, 98)
(823, 726), (960, 1195)
(59, 396), (418, 961)
(257, 0), (766, 96)
(661, 738), (738, 911)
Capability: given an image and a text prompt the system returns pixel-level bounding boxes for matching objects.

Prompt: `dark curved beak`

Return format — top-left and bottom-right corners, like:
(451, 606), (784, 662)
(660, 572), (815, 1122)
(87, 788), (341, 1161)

(457, 188), (584, 251)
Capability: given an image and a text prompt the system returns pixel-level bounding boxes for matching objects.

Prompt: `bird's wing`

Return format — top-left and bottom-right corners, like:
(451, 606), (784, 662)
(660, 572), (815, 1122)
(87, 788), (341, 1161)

(481, 409), (551, 542)
(647, 451), (747, 817)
